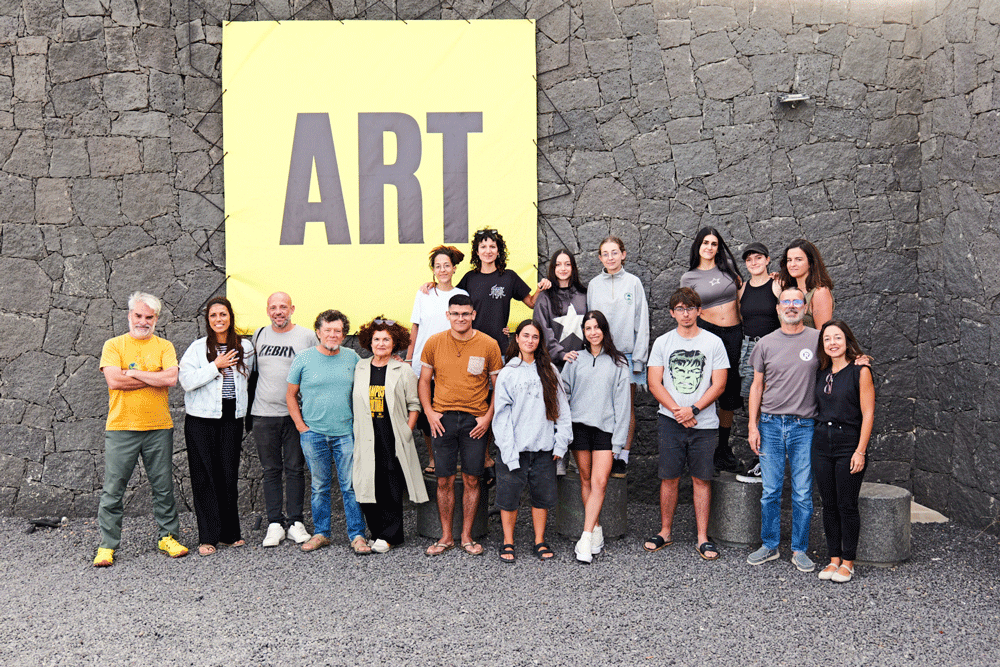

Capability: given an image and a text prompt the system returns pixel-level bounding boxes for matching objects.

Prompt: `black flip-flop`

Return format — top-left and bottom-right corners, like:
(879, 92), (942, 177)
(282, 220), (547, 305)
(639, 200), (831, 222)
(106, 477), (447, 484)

(696, 541), (720, 561)
(643, 535), (672, 552)
(498, 543), (516, 564)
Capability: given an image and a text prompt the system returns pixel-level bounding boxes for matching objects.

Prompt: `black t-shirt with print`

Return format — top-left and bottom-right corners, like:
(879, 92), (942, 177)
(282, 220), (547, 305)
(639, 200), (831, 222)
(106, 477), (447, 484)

(457, 269), (531, 353)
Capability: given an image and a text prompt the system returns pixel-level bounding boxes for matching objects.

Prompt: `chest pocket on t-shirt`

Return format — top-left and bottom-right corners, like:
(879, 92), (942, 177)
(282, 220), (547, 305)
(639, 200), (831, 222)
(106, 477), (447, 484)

(467, 356), (485, 375)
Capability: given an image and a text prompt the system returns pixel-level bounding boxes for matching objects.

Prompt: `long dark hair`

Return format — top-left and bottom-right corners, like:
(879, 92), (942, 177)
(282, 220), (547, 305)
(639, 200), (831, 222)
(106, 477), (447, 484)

(583, 310), (627, 366)
(545, 248), (586, 292)
(689, 226), (742, 287)
(469, 228), (509, 273)
(204, 296), (247, 376)
(779, 239), (834, 292)
(505, 320), (561, 423)
(816, 319), (865, 370)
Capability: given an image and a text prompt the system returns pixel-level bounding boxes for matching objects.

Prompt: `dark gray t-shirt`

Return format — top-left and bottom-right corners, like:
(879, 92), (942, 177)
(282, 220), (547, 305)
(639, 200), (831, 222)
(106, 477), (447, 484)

(750, 327), (820, 418)
(251, 324), (318, 417)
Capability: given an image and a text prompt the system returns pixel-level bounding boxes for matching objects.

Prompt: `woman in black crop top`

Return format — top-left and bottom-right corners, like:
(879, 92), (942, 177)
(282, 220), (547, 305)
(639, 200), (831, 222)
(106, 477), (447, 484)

(813, 320), (875, 584)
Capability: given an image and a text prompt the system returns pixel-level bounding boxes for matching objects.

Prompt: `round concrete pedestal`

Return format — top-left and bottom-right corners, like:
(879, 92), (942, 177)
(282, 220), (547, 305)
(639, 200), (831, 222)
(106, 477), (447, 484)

(856, 482), (911, 566)
(416, 473), (489, 540)
(554, 473), (627, 539)
(708, 472), (762, 547)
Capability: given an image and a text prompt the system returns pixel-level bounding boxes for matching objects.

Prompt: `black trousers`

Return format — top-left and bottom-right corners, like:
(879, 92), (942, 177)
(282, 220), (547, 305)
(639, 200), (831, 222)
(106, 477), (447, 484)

(360, 432), (406, 545)
(812, 422), (866, 561)
(185, 399), (243, 545)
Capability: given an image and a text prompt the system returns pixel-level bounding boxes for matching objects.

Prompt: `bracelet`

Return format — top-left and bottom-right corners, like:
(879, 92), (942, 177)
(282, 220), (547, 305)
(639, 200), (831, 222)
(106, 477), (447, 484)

(854, 451), (866, 456)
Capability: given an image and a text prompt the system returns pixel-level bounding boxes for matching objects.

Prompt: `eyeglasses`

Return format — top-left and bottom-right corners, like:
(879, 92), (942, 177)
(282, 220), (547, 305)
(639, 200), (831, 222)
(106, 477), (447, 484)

(779, 299), (805, 307)
(824, 373), (833, 395)
(671, 306), (698, 314)
(447, 311), (473, 319)
(373, 319), (395, 326)
(600, 250), (622, 259)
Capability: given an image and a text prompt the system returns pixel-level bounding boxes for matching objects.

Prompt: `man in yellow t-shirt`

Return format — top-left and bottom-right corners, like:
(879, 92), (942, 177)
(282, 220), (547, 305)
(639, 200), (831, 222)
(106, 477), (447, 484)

(93, 292), (187, 567)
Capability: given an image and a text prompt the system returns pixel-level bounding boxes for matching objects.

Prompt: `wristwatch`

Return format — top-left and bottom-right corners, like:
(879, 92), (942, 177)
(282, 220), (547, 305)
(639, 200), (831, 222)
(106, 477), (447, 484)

(691, 406), (701, 416)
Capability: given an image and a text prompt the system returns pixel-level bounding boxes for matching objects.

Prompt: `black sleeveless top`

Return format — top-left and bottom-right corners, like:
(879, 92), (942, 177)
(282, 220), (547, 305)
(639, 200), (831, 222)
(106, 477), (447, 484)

(740, 279), (780, 339)
(814, 363), (866, 428)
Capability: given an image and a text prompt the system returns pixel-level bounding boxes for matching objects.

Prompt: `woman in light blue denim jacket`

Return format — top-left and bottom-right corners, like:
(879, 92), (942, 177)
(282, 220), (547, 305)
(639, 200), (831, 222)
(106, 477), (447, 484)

(179, 296), (254, 556)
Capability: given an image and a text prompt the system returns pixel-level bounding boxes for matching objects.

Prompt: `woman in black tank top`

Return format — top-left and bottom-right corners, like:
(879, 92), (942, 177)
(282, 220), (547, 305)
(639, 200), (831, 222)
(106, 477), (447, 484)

(812, 320), (875, 584)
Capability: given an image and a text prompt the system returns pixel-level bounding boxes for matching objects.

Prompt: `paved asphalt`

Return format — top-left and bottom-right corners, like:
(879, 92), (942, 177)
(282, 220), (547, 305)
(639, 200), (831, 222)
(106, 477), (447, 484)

(2, 500), (998, 667)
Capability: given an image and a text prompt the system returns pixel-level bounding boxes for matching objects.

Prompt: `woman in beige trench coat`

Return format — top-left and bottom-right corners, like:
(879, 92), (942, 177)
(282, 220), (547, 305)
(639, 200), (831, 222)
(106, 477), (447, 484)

(352, 317), (429, 553)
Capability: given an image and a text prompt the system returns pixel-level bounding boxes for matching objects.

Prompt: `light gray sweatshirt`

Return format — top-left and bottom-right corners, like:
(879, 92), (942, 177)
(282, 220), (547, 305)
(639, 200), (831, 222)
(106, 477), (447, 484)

(493, 357), (572, 470)
(561, 350), (631, 453)
(586, 269), (650, 370)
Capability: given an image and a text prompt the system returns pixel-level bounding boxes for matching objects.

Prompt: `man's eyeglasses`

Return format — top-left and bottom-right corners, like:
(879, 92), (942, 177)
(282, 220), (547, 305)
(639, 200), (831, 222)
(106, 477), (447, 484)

(779, 299), (805, 307)
(671, 306), (698, 314)
(448, 311), (473, 319)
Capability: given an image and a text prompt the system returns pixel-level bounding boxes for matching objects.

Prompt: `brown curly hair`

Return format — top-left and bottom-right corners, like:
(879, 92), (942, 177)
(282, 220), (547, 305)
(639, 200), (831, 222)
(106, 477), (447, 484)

(357, 316), (411, 354)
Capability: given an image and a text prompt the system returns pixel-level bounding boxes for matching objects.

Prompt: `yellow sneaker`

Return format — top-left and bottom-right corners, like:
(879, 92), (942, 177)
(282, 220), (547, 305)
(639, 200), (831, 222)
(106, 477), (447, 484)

(158, 536), (189, 558)
(93, 547), (115, 567)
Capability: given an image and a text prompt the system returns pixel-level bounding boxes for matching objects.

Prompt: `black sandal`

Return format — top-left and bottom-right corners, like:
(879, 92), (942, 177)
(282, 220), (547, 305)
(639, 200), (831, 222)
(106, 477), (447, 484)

(533, 542), (555, 560)
(643, 535), (672, 552)
(498, 543), (516, 563)
(696, 541), (720, 561)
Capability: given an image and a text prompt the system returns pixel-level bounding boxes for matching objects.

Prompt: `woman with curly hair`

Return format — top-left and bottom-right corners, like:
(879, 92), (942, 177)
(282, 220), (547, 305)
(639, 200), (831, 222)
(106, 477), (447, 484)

(779, 239), (835, 329)
(352, 316), (429, 552)
(179, 296), (254, 556)
(456, 227), (550, 353)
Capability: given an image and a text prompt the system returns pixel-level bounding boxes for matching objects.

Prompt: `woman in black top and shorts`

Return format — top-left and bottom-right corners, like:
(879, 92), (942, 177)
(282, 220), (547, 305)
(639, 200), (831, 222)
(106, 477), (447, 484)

(680, 227), (743, 474)
(813, 320), (875, 584)
(734, 242), (781, 483)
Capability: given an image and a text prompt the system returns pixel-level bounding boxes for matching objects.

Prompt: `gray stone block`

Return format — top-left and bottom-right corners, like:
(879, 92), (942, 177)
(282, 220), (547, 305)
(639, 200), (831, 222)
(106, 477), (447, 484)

(0, 258), (52, 315)
(554, 472), (627, 539)
(697, 58), (753, 100)
(416, 473), (488, 540)
(0, 313), (46, 358)
(4, 130), (48, 178)
(856, 482), (911, 566)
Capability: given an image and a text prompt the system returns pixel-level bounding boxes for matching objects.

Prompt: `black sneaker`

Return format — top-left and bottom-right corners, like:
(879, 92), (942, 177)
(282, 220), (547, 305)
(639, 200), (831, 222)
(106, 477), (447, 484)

(610, 459), (627, 478)
(736, 461), (762, 483)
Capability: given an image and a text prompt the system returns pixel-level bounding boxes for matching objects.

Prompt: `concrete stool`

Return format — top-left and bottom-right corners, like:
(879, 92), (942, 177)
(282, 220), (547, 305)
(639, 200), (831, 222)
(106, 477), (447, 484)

(416, 473), (488, 540)
(856, 482), (911, 566)
(554, 473), (627, 539)
(708, 472), (762, 548)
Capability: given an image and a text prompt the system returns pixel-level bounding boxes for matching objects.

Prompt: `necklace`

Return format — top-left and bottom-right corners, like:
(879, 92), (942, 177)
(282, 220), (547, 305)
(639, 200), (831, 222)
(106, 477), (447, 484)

(450, 333), (472, 357)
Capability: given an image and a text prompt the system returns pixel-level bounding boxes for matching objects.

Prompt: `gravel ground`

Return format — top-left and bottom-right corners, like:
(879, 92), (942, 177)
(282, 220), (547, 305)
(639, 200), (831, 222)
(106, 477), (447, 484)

(2, 502), (998, 667)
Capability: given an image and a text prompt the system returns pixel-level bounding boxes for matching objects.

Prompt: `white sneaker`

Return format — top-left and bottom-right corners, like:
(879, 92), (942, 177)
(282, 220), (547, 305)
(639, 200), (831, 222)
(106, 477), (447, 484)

(263, 522), (285, 547)
(575, 532), (593, 564)
(555, 457), (567, 476)
(591, 525), (604, 554)
(286, 521), (311, 544)
(371, 538), (390, 553)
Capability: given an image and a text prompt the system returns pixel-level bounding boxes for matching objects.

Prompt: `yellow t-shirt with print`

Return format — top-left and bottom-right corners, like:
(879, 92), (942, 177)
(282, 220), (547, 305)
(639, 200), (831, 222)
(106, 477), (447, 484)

(100, 334), (178, 431)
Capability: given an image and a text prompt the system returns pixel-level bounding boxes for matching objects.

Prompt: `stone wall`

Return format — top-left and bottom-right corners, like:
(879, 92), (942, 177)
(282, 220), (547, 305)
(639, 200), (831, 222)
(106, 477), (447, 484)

(0, 0), (996, 531)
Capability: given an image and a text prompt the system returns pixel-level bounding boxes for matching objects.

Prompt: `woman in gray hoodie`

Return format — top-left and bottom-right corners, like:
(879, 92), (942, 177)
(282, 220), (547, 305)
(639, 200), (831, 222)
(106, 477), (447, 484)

(562, 310), (631, 563)
(493, 320), (572, 563)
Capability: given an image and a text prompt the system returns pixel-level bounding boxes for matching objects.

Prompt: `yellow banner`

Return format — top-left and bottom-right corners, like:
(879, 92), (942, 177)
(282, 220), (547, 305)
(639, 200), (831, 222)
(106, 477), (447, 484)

(222, 21), (538, 333)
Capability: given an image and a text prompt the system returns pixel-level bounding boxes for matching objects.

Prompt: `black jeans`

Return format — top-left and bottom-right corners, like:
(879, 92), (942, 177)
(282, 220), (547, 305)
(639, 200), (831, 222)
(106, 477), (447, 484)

(185, 399), (243, 545)
(812, 421), (867, 561)
(253, 415), (306, 525)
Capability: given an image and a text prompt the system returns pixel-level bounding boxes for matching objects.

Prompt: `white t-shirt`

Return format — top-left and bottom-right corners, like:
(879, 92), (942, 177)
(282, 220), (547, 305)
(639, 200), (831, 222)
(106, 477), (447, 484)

(409, 285), (468, 377)
(647, 328), (729, 429)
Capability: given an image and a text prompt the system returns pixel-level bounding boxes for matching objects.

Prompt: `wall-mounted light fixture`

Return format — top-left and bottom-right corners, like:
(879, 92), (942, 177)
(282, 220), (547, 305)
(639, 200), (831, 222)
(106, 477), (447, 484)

(778, 93), (810, 108)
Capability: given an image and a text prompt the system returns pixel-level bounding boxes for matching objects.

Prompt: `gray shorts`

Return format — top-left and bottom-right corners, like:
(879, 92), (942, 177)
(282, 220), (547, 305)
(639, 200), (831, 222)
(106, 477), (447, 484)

(495, 451), (558, 511)
(657, 414), (717, 481)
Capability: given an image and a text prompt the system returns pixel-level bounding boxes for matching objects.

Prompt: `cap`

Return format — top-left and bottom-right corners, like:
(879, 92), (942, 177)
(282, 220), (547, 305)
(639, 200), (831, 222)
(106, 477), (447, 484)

(742, 242), (769, 260)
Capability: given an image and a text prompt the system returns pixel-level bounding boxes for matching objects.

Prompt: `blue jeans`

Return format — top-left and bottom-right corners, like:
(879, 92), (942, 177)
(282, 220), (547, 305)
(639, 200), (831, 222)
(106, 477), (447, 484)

(758, 413), (814, 553)
(299, 430), (367, 541)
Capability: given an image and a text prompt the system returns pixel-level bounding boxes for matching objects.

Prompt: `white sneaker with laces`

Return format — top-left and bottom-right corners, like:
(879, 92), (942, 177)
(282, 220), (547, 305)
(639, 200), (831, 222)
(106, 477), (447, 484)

(575, 532), (593, 563)
(591, 525), (604, 554)
(263, 522), (285, 547)
(286, 521), (311, 544)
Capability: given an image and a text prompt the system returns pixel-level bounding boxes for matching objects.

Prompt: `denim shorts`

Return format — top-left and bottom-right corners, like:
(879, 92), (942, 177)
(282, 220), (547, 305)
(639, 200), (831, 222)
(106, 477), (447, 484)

(432, 411), (487, 478)
(495, 451), (558, 511)
(624, 353), (648, 386)
(739, 336), (759, 398)
(657, 414), (717, 481)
